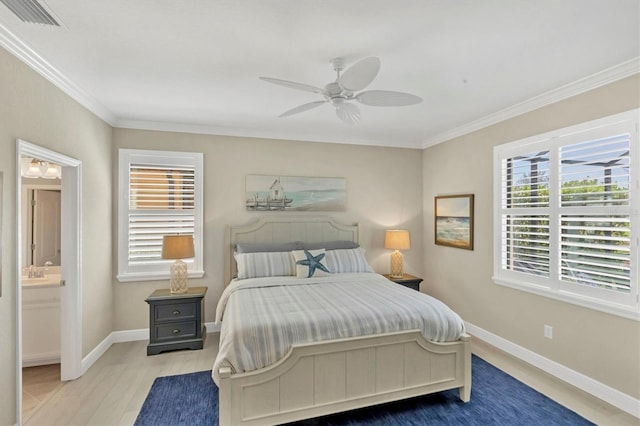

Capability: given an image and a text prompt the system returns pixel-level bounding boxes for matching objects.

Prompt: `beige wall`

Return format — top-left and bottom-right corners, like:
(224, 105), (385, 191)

(112, 129), (424, 330)
(422, 75), (640, 399)
(0, 46), (114, 423)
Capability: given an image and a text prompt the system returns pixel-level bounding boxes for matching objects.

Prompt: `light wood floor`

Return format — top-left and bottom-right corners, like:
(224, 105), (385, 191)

(22, 364), (65, 423)
(22, 333), (638, 425)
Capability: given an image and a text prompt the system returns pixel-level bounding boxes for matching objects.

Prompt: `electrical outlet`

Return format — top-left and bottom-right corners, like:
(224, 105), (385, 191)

(544, 325), (553, 339)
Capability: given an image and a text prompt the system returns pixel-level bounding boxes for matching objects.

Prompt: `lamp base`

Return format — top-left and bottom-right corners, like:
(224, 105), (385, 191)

(169, 259), (189, 294)
(389, 250), (404, 279)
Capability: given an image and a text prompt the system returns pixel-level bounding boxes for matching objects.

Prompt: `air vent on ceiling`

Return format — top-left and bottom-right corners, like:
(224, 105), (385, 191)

(0, 0), (59, 26)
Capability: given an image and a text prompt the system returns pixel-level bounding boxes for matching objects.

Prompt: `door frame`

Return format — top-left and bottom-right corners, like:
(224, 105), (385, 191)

(16, 140), (82, 424)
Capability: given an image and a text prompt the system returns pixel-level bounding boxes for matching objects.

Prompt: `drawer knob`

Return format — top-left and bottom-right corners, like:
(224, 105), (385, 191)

(172, 329), (181, 335)
(172, 309), (181, 315)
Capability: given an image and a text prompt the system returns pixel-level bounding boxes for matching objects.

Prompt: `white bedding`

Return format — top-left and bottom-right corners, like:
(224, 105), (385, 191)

(212, 273), (465, 384)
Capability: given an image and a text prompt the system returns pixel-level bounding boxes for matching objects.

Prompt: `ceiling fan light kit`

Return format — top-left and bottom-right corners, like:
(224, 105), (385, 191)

(260, 56), (423, 124)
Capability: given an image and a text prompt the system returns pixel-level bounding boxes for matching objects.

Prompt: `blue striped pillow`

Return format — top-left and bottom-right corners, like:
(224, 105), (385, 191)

(235, 251), (295, 279)
(325, 248), (374, 273)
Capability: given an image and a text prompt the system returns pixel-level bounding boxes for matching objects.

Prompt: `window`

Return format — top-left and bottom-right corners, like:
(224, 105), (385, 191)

(493, 110), (638, 320)
(118, 149), (204, 282)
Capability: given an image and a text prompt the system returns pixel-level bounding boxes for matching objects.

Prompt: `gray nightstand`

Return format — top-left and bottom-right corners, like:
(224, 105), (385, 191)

(382, 274), (423, 291)
(145, 287), (207, 355)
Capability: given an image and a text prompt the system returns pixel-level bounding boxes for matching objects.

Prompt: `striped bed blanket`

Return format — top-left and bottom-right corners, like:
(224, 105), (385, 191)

(212, 273), (465, 384)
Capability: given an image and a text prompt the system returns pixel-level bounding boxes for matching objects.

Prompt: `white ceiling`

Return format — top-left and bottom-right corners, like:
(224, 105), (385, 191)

(1, 0), (638, 148)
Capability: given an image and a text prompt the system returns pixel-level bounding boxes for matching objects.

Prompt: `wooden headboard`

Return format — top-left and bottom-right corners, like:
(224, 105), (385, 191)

(224, 216), (360, 285)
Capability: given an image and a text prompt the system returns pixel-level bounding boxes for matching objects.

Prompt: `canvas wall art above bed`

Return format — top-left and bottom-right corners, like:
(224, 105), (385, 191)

(215, 216), (471, 426)
(245, 174), (346, 211)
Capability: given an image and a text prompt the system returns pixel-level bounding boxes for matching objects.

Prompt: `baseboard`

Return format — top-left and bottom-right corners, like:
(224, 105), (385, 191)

(81, 322), (221, 374)
(112, 328), (149, 343)
(465, 321), (640, 419)
(22, 352), (60, 367)
(81, 332), (114, 375)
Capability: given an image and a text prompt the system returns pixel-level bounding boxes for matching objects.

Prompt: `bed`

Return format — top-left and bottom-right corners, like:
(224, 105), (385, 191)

(215, 216), (471, 425)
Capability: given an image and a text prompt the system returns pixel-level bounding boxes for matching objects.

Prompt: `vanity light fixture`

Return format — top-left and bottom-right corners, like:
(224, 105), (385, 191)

(20, 157), (61, 179)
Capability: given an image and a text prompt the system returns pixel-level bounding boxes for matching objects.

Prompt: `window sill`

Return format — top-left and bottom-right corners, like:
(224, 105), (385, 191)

(492, 275), (639, 322)
(117, 270), (205, 283)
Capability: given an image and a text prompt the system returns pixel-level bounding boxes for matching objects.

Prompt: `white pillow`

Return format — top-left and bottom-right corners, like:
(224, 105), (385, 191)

(235, 251), (295, 280)
(325, 248), (374, 273)
(292, 249), (331, 278)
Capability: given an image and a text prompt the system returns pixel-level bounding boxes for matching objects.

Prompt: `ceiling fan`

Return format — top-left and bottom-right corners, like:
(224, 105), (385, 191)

(259, 57), (423, 124)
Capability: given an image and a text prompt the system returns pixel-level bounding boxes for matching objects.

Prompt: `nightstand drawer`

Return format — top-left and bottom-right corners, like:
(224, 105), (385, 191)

(154, 303), (196, 322)
(153, 321), (197, 341)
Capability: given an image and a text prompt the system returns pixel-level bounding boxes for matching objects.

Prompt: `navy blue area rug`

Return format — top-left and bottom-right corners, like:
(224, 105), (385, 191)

(135, 356), (592, 425)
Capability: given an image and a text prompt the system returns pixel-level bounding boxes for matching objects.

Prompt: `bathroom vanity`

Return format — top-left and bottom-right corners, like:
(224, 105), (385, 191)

(22, 267), (61, 366)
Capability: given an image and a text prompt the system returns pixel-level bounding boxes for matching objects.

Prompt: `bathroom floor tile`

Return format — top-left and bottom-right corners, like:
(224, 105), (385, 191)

(22, 364), (63, 422)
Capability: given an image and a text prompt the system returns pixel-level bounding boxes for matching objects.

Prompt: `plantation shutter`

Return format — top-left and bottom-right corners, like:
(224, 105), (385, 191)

(128, 164), (196, 265)
(558, 132), (631, 293)
(118, 149), (203, 282)
(500, 150), (551, 277)
(494, 110), (638, 318)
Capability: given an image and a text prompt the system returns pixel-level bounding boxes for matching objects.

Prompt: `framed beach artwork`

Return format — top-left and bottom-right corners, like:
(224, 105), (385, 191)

(246, 175), (346, 211)
(435, 194), (474, 250)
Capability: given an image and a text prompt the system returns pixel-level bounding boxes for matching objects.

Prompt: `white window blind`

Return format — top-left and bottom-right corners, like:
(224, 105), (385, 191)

(493, 110), (639, 320)
(501, 214), (550, 277)
(118, 150), (203, 282)
(500, 149), (551, 278)
(128, 165), (195, 265)
(558, 132), (631, 294)
(560, 216), (630, 291)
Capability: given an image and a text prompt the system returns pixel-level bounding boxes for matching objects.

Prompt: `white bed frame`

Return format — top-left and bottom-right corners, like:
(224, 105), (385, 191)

(219, 216), (471, 425)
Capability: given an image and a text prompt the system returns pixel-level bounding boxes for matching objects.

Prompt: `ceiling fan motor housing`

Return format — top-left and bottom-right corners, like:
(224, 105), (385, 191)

(324, 82), (352, 100)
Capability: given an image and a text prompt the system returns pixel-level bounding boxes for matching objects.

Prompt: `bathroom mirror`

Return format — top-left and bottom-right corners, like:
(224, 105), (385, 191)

(21, 179), (61, 268)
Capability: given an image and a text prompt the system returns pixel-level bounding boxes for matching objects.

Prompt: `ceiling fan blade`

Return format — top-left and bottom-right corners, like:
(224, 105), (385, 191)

(259, 77), (324, 94)
(356, 90), (423, 106)
(335, 102), (361, 124)
(278, 100), (326, 118)
(338, 57), (380, 92)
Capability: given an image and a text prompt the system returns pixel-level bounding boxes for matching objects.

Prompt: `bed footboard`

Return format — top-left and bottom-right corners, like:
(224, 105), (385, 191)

(218, 330), (471, 426)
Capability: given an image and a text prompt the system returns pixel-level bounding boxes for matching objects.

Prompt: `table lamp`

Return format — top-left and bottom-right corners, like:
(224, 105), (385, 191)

(162, 234), (195, 294)
(385, 230), (410, 279)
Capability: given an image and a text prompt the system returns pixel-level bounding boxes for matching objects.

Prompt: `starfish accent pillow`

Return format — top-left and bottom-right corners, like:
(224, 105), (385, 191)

(292, 249), (331, 278)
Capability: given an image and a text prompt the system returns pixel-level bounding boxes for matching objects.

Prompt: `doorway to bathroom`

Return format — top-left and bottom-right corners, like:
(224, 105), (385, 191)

(20, 182), (62, 421)
(16, 140), (82, 425)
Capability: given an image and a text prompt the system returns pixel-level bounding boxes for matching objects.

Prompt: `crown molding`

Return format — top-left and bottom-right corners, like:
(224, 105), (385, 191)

(114, 118), (423, 149)
(0, 22), (116, 125)
(422, 57), (640, 149)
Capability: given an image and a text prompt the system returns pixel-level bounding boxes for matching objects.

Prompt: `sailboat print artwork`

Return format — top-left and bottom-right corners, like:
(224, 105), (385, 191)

(246, 175), (346, 211)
